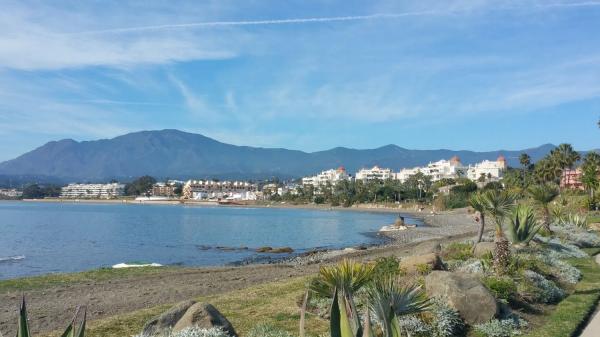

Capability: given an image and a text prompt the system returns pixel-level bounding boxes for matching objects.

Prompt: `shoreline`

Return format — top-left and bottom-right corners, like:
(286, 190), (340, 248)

(0, 207), (479, 336)
(2, 199), (474, 279)
(16, 197), (436, 216)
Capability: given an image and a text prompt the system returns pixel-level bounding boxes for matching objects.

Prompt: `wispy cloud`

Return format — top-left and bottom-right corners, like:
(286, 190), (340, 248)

(63, 1), (600, 35)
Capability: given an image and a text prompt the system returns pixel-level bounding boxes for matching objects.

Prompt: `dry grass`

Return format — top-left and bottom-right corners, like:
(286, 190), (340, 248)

(42, 276), (327, 337)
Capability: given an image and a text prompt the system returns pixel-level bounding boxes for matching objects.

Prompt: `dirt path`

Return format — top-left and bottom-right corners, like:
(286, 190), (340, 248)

(0, 209), (479, 336)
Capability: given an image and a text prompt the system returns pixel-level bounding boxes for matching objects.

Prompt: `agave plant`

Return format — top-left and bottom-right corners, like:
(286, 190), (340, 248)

(16, 297), (86, 337)
(310, 259), (375, 298)
(567, 213), (589, 228)
(367, 277), (430, 337)
(507, 205), (541, 247)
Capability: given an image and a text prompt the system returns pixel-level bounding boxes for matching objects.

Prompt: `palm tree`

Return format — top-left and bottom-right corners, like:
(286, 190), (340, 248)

(534, 158), (559, 183)
(583, 152), (600, 170)
(528, 183), (559, 233)
(581, 165), (599, 199)
(519, 153), (531, 169)
(480, 190), (516, 275)
(469, 192), (487, 243)
(550, 143), (581, 176)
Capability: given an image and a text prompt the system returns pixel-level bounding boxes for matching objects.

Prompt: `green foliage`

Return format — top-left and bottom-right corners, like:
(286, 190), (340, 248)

(506, 205), (541, 246)
(474, 317), (527, 337)
(482, 276), (517, 301)
(371, 256), (403, 281)
(442, 242), (474, 261)
(248, 324), (294, 337)
(428, 298), (464, 337)
(21, 184), (61, 199)
(310, 260), (375, 298)
(450, 181), (478, 194)
(125, 175), (156, 196)
(415, 263), (433, 275)
(522, 258), (600, 337)
(367, 277), (430, 337)
(482, 181), (504, 191)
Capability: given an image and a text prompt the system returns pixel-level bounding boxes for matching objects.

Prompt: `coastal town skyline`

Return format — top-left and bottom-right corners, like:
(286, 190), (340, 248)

(1, 0), (599, 161)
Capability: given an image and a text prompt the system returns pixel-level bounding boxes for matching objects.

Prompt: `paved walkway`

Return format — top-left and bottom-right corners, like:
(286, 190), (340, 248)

(579, 254), (600, 337)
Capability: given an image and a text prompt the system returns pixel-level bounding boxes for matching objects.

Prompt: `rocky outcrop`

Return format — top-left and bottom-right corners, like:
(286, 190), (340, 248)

(256, 246), (294, 253)
(173, 303), (237, 336)
(473, 242), (495, 258)
(425, 271), (498, 325)
(141, 300), (197, 336)
(399, 253), (444, 274)
(141, 302), (236, 337)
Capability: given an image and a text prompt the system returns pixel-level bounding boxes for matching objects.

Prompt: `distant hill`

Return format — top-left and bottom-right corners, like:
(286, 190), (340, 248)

(0, 129), (558, 183)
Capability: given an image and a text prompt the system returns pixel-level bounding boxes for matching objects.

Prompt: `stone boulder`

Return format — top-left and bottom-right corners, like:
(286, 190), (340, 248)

(425, 271), (498, 325)
(399, 253), (444, 274)
(173, 303), (237, 336)
(473, 242), (495, 258)
(141, 300), (197, 337)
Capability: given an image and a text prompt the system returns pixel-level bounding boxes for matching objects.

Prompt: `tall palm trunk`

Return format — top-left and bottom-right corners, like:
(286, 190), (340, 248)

(493, 225), (511, 275)
(476, 212), (486, 243)
(542, 205), (552, 234)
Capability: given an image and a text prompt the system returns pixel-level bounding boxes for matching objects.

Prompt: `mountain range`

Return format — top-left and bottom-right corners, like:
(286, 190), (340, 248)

(0, 129), (559, 183)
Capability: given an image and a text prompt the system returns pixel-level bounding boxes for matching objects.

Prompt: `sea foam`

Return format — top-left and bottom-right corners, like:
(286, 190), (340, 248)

(0, 255), (25, 263)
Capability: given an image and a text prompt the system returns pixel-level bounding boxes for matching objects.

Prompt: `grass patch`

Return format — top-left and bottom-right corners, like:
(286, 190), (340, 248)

(441, 242), (474, 261)
(0, 266), (178, 294)
(42, 276), (327, 337)
(522, 257), (600, 337)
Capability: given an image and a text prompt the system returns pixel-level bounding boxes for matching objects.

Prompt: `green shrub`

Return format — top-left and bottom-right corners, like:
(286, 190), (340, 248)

(482, 276), (517, 301)
(474, 317), (528, 337)
(371, 256), (403, 280)
(428, 298), (464, 337)
(442, 242), (474, 261)
(416, 263), (433, 275)
(519, 270), (565, 304)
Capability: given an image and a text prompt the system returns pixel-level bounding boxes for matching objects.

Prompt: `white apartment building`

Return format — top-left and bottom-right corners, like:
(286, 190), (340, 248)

(395, 156), (465, 182)
(60, 183), (125, 199)
(355, 166), (394, 181)
(302, 167), (350, 186)
(467, 156), (507, 181)
(0, 189), (23, 198)
(182, 180), (257, 200)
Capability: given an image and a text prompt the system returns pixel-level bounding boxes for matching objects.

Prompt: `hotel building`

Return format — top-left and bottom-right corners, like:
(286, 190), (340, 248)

(182, 180), (257, 200)
(60, 183), (125, 199)
(355, 166), (394, 182)
(466, 156), (507, 181)
(302, 167), (351, 186)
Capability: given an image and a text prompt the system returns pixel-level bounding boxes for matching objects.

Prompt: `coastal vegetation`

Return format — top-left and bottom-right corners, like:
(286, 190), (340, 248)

(5, 201), (598, 337)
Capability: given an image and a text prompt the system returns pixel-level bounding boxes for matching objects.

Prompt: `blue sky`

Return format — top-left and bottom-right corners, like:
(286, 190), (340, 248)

(0, 0), (599, 161)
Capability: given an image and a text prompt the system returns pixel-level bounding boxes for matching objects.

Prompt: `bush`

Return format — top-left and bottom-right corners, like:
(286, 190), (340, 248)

(442, 242), (474, 261)
(428, 298), (464, 337)
(520, 270), (565, 304)
(372, 256), (403, 280)
(482, 276), (517, 301)
(397, 315), (432, 337)
(247, 324), (293, 337)
(474, 317), (527, 337)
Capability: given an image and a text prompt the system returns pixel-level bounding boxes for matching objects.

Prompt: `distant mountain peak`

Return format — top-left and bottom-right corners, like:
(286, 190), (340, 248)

(0, 129), (558, 182)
